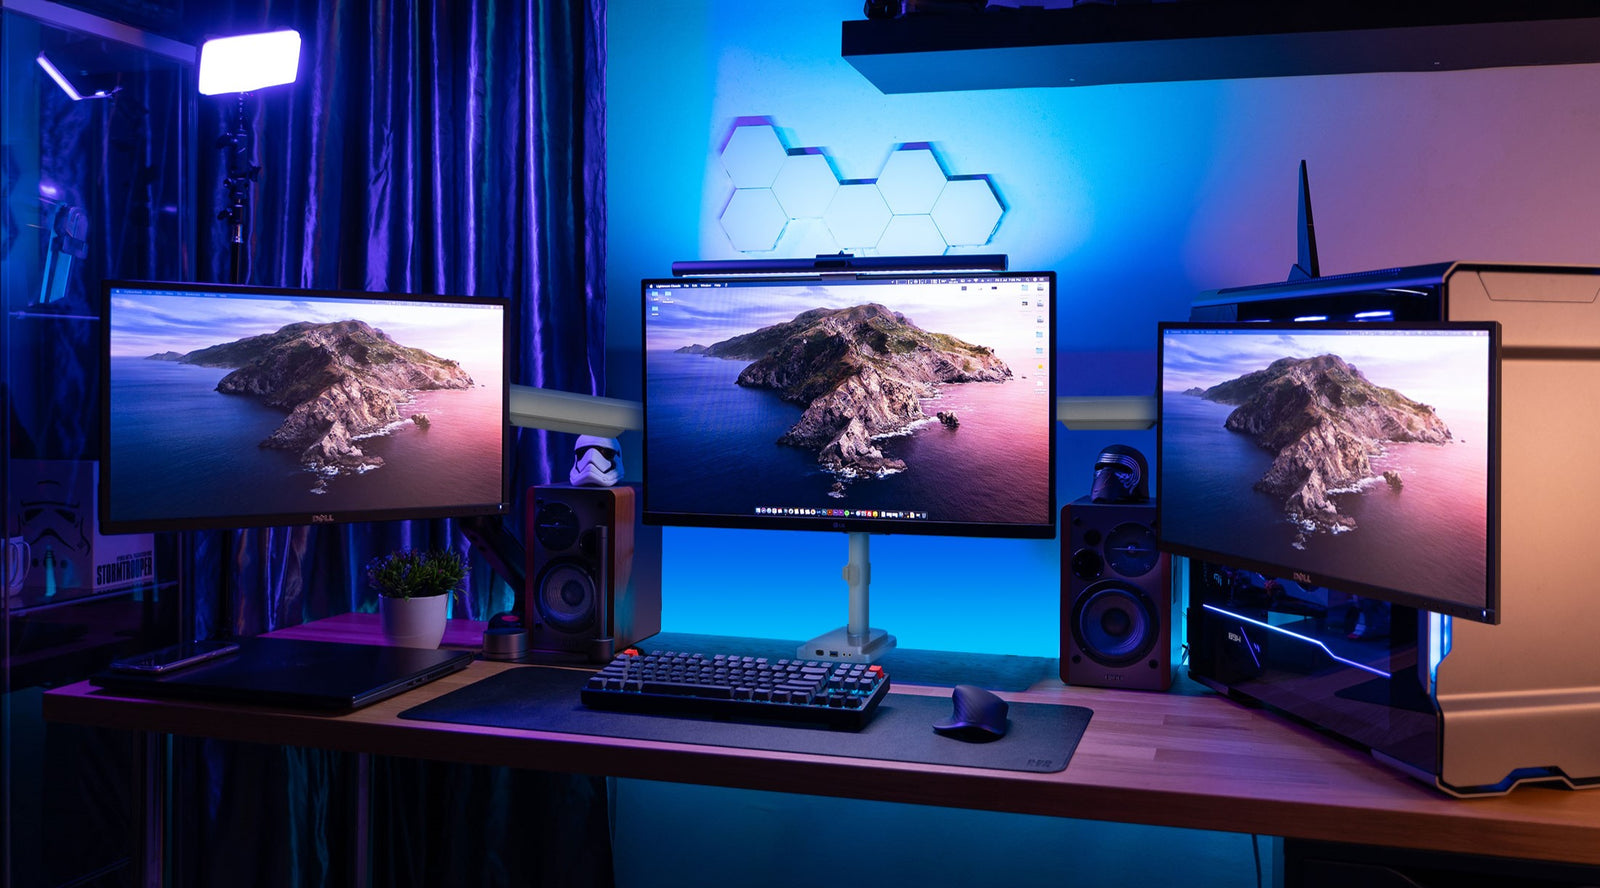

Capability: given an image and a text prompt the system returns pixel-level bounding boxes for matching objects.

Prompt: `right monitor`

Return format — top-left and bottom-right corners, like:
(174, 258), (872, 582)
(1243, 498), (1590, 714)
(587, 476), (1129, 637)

(1158, 321), (1500, 624)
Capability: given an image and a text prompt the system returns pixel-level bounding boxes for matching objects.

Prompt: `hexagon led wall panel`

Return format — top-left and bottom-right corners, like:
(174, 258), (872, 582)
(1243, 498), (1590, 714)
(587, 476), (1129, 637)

(875, 148), (946, 215)
(772, 152), (838, 219)
(875, 214), (945, 257)
(714, 122), (1007, 255)
(720, 124), (787, 189)
(932, 178), (1004, 247)
(720, 188), (788, 252)
(824, 183), (892, 250)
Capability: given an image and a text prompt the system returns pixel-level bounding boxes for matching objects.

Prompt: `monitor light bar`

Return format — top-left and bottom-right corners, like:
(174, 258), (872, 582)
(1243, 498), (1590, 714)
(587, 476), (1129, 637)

(198, 29), (302, 95)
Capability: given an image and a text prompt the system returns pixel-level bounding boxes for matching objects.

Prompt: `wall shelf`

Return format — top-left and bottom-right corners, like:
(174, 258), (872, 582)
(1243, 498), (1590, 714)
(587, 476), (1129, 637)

(842, 1), (1600, 93)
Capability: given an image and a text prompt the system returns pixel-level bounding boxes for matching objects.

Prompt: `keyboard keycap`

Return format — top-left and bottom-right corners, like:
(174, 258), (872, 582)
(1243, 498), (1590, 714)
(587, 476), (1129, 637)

(580, 648), (890, 730)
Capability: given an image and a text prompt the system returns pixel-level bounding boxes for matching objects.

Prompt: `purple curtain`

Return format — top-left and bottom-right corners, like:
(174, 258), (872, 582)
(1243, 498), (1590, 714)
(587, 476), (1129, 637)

(181, 0), (607, 633)
(167, 1), (614, 884)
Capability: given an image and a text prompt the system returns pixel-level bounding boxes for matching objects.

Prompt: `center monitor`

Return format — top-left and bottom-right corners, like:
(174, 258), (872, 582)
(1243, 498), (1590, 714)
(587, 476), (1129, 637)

(1158, 321), (1500, 624)
(641, 270), (1058, 659)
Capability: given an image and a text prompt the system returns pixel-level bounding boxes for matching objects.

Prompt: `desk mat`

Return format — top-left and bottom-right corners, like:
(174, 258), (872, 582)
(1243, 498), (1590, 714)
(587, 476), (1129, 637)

(399, 666), (1091, 773)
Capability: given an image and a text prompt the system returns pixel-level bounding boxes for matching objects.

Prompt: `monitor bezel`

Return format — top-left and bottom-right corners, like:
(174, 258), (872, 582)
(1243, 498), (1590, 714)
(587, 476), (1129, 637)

(1156, 319), (1501, 624)
(640, 270), (1059, 540)
(99, 280), (513, 534)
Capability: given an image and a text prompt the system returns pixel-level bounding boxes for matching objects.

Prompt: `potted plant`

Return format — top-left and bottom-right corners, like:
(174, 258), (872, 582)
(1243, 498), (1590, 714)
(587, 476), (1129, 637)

(369, 548), (466, 648)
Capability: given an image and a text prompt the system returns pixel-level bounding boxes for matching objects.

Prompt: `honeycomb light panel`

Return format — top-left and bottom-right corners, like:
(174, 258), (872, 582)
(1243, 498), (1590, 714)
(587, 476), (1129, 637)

(719, 188), (789, 252)
(875, 214), (947, 256)
(932, 178), (1004, 246)
(720, 124), (788, 189)
(710, 120), (1008, 255)
(198, 29), (302, 95)
(772, 153), (839, 218)
(823, 183), (892, 250)
(876, 148), (947, 215)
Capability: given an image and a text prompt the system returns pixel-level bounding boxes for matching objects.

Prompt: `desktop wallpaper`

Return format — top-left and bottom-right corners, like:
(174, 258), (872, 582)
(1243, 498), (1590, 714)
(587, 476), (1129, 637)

(105, 289), (506, 528)
(644, 279), (1054, 530)
(1160, 328), (1493, 615)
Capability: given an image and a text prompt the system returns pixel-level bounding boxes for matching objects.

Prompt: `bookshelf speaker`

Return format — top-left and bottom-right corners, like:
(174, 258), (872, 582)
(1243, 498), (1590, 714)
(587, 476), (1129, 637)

(1061, 498), (1177, 691)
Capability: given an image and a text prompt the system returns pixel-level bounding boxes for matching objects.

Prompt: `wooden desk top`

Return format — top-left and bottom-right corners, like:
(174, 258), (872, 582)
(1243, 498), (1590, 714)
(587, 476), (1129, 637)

(40, 613), (1600, 868)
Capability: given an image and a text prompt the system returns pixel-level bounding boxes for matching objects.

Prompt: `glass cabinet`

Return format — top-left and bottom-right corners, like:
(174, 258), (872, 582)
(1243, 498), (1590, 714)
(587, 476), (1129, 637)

(2, 2), (194, 884)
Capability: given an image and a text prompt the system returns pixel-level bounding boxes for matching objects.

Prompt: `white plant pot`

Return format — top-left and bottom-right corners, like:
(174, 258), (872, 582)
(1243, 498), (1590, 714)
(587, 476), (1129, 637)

(379, 593), (449, 649)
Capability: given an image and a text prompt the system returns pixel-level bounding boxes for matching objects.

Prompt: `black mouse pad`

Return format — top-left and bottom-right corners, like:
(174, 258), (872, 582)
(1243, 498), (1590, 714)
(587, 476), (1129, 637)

(399, 665), (1091, 773)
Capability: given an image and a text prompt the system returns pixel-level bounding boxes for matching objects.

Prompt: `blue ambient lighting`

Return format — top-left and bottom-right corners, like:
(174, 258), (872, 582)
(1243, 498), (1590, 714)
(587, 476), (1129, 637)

(1428, 611), (1452, 688)
(715, 123), (1007, 256)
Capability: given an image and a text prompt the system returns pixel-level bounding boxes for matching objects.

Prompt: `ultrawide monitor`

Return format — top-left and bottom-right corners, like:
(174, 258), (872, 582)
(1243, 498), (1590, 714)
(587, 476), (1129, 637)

(1158, 321), (1500, 623)
(641, 272), (1057, 539)
(100, 281), (510, 532)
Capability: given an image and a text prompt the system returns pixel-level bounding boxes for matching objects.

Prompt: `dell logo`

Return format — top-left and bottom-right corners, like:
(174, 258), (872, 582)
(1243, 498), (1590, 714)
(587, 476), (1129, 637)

(1293, 571), (1312, 584)
(311, 513), (336, 524)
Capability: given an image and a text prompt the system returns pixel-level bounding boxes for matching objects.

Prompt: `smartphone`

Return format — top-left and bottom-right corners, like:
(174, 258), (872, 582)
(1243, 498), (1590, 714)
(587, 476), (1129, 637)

(109, 639), (242, 675)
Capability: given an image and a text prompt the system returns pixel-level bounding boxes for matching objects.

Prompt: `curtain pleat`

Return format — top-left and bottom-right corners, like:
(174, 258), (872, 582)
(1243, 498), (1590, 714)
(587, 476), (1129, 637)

(166, 1), (613, 883)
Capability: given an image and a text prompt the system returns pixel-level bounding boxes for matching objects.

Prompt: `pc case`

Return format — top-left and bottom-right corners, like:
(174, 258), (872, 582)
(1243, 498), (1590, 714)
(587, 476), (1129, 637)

(1187, 261), (1600, 796)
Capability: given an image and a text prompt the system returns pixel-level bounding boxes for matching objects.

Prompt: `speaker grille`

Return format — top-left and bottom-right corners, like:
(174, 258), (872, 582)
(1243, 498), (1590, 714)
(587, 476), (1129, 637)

(1071, 581), (1159, 667)
(535, 559), (597, 634)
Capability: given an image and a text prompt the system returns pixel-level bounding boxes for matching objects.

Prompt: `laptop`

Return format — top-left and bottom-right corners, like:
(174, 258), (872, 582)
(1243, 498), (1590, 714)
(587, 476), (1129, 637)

(90, 636), (475, 712)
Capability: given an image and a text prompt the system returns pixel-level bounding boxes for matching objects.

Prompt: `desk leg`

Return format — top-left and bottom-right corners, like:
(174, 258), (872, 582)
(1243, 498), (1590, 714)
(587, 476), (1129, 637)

(137, 731), (167, 888)
(354, 752), (370, 888)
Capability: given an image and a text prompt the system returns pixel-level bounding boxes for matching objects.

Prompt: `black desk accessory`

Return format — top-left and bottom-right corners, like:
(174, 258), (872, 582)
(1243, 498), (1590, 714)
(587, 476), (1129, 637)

(91, 636), (473, 712)
(400, 664), (1090, 774)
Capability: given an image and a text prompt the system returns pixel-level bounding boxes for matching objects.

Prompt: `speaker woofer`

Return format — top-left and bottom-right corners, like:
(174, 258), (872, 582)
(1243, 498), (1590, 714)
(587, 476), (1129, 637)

(1072, 581), (1158, 667)
(535, 558), (597, 634)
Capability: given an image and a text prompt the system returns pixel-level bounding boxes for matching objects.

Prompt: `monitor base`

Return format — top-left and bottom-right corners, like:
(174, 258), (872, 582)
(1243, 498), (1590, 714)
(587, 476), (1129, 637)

(798, 626), (897, 664)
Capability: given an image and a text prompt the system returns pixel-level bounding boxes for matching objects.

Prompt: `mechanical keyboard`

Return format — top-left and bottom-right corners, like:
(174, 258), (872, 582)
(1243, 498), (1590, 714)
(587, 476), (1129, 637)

(580, 648), (891, 730)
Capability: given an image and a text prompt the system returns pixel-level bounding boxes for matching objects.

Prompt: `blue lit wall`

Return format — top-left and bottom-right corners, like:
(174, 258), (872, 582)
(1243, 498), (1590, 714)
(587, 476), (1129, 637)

(606, 2), (1600, 658)
(604, 3), (1600, 884)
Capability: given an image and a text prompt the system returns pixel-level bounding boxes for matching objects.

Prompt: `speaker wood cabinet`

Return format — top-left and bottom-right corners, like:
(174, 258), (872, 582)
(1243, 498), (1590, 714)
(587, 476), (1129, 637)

(525, 484), (659, 662)
(1061, 498), (1178, 691)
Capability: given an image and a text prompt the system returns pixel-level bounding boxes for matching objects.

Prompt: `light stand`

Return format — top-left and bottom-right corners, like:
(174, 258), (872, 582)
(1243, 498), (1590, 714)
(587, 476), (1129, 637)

(216, 93), (259, 285)
(198, 28), (301, 285)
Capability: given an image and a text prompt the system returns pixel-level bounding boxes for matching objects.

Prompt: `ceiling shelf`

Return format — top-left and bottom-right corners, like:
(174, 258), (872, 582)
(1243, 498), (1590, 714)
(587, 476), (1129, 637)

(842, 1), (1600, 92)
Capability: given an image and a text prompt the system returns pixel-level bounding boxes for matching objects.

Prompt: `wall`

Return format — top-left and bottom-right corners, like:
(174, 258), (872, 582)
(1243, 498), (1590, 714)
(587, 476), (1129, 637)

(605, 0), (1600, 655)
(604, 2), (1600, 884)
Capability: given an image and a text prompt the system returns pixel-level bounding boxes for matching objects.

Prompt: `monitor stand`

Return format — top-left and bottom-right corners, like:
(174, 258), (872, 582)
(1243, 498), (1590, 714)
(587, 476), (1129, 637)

(798, 532), (897, 663)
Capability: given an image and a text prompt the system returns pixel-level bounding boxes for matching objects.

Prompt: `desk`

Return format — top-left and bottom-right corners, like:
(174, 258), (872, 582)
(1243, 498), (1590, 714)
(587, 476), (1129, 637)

(39, 614), (1600, 871)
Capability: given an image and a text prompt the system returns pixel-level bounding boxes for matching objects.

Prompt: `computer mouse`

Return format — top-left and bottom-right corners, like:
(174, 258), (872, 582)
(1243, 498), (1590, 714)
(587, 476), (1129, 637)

(933, 684), (1009, 743)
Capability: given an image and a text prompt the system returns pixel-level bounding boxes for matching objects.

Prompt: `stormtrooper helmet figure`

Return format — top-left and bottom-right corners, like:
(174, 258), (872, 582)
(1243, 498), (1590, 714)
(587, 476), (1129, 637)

(1090, 444), (1149, 503)
(570, 435), (623, 487)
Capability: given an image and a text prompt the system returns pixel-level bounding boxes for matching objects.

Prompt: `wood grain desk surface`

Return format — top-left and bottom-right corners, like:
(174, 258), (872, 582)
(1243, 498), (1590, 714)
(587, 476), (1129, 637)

(40, 613), (1600, 868)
